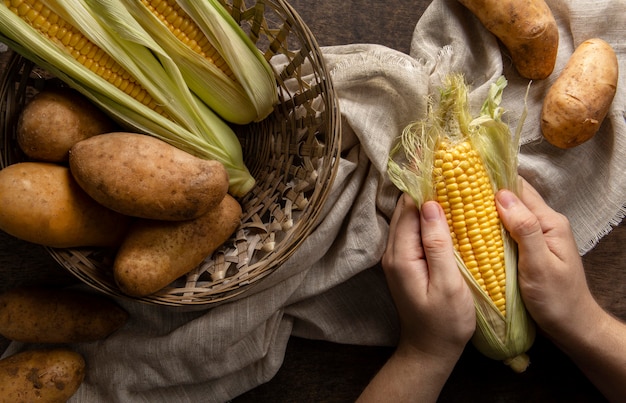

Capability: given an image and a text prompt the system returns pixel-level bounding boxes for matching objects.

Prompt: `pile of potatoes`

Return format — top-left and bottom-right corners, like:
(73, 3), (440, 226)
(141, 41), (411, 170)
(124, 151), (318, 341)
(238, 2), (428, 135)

(458, 0), (619, 148)
(0, 285), (129, 401)
(0, 87), (242, 298)
(0, 87), (243, 400)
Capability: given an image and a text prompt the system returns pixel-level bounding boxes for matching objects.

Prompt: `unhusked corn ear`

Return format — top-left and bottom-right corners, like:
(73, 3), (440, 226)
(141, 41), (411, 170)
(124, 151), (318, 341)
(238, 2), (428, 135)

(388, 74), (535, 373)
(433, 140), (506, 316)
(120, 0), (278, 124)
(140, 0), (235, 80)
(5, 0), (164, 115)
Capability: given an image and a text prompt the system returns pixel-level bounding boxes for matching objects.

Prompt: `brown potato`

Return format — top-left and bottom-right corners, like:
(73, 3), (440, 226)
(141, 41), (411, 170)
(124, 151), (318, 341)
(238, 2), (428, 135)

(17, 87), (117, 162)
(541, 38), (619, 149)
(114, 194), (242, 297)
(69, 132), (230, 221)
(0, 349), (85, 403)
(0, 286), (128, 344)
(458, 0), (559, 79)
(0, 162), (130, 248)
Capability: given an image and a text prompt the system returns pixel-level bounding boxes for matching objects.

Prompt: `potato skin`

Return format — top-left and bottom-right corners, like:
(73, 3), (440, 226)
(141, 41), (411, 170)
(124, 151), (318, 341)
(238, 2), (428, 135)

(69, 132), (230, 221)
(114, 194), (242, 297)
(0, 286), (128, 344)
(0, 162), (130, 248)
(0, 349), (85, 403)
(541, 38), (619, 149)
(458, 0), (559, 79)
(17, 87), (117, 162)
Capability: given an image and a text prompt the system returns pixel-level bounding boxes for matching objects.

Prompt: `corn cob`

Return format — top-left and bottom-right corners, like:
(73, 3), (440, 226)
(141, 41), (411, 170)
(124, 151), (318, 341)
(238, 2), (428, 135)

(434, 139), (506, 316)
(388, 74), (535, 372)
(0, 0), (260, 196)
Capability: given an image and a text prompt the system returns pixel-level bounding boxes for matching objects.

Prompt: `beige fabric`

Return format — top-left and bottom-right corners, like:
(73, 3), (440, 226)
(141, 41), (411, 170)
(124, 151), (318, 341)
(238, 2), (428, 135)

(2, 0), (624, 401)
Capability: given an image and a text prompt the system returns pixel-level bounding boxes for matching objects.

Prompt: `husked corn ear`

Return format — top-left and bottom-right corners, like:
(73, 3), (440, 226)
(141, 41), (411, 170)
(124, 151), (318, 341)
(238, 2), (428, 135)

(140, 0), (236, 80)
(388, 74), (535, 373)
(434, 140), (506, 315)
(5, 0), (164, 115)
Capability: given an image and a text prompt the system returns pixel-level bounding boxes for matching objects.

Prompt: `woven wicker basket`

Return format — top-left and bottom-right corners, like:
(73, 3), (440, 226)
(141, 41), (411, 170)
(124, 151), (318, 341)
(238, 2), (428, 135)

(0, 0), (341, 307)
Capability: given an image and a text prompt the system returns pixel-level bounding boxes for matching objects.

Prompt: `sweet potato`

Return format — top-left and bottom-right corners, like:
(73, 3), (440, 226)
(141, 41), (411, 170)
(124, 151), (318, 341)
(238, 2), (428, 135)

(0, 162), (130, 248)
(541, 38), (619, 149)
(69, 132), (230, 221)
(0, 286), (128, 344)
(114, 194), (242, 297)
(17, 87), (117, 162)
(458, 0), (559, 79)
(0, 349), (85, 403)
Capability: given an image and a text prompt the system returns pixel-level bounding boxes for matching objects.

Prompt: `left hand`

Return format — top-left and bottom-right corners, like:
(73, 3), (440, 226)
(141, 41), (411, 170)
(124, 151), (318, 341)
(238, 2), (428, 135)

(382, 194), (475, 362)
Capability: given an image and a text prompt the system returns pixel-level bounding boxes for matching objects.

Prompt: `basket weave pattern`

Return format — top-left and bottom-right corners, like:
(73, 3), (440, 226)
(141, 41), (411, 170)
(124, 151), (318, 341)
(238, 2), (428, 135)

(0, 0), (340, 306)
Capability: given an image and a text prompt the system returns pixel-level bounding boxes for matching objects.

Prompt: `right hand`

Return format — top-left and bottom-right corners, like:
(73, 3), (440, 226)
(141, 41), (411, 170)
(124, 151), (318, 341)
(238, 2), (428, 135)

(494, 178), (602, 346)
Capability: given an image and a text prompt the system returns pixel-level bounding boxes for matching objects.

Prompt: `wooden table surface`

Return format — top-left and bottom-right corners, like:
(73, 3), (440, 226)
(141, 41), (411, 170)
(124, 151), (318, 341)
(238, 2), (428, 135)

(1, 1), (624, 402)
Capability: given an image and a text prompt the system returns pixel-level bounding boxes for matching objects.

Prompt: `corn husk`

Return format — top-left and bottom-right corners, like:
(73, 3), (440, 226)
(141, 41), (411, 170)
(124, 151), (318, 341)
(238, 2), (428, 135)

(388, 74), (535, 372)
(117, 0), (277, 124)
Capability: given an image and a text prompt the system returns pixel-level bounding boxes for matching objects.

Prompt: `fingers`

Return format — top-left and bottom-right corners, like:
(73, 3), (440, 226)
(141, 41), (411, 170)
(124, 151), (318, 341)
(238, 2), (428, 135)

(419, 201), (461, 288)
(497, 178), (578, 259)
(495, 188), (548, 256)
(516, 178), (560, 226)
(495, 181), (575, 276)
(383, 196), (460, 288)
(383, 194), (426, 292)
(385, 194), (424, 266)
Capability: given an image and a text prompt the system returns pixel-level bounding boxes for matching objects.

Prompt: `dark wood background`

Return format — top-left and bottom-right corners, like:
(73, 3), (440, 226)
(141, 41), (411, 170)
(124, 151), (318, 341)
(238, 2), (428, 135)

(1, 1), (624, 402)
(237, 1), (625, 401)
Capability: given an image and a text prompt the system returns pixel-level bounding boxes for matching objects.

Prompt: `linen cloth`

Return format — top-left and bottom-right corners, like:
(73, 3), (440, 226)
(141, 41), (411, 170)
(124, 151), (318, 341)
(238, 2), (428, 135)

(3, 0), (625, 401)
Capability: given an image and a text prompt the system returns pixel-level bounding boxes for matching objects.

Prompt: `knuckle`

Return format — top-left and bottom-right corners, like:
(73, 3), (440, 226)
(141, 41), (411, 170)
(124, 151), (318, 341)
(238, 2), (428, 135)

(422, 232), (451, 254)
(512, 214), (542, 237)
(554, 211), (572, 230)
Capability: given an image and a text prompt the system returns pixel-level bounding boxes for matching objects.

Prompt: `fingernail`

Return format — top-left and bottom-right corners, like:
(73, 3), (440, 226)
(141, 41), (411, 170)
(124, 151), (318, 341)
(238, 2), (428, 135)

(497, 189), (517, 209)
(421, 201), (441, 222)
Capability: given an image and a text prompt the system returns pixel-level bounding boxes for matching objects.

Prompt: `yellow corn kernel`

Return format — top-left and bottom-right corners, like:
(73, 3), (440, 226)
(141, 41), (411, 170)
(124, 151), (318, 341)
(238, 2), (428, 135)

(140, 0), (236, 81)
(434, 140), (506, 316)
(6, 0), (165, 115)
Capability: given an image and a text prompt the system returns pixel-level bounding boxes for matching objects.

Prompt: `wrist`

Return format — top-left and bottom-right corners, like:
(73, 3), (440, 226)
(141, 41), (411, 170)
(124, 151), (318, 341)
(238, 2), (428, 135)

(549, 300), (608, 355)
(395, 338), (464, 376)
(357, 338), (464, 403)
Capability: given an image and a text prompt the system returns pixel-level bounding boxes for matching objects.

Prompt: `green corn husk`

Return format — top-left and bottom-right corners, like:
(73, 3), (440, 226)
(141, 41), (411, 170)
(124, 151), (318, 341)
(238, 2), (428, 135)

(118, 0), (277, 125)
(388, 73), (535, 372)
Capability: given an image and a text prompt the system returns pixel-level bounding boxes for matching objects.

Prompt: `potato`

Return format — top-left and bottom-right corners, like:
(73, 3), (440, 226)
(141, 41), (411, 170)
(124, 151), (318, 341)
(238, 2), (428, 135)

(541, 38), (619, 149)
(0, 349), (85, 403)
(114, 194), (242, 297)
(17, 87), (117, 162)
(0, 286), (128, 344)
(0, 162), (130, 248)
(69, 132), (230, 221)
(458, 0), (559, 79)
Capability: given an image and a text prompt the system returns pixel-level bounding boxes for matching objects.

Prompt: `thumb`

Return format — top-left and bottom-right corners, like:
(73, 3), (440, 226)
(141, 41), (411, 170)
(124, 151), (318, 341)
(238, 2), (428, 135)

(495, 189), (550, 268)
(419, 201), (461, 287)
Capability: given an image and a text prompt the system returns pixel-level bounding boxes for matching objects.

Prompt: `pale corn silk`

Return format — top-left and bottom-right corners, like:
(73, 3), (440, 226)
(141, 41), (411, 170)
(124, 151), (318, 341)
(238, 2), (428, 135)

(3, 0), (625, 401)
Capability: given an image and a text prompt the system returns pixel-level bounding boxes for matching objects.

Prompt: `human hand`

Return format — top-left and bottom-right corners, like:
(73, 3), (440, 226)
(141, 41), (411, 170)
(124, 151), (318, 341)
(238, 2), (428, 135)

(495, 178), (602, 346)
(382, 194), (475, 362)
